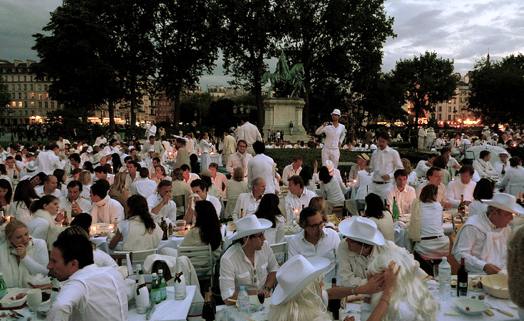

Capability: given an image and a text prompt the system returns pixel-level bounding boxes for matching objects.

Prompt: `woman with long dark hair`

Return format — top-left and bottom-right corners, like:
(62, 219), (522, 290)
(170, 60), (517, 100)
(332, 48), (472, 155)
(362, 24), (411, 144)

(469, 178), (494, 216)
(53, 168), (67, 195)
(318, 166), (346, 207)
(0, 178), (13, 212)
(364, 193), (394, 241)
(109, 194), (162, 251)
(111, 153), (123, 173)
(8, 180), (39, 224)
(180, 200), (222, 257)
(27, 195), (65, 249)
(254, 193), (286, 244)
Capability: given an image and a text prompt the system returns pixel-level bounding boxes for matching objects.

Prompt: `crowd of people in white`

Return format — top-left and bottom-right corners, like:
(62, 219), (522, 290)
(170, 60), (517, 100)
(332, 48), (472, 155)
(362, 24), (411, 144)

(0, 111), (524, 321)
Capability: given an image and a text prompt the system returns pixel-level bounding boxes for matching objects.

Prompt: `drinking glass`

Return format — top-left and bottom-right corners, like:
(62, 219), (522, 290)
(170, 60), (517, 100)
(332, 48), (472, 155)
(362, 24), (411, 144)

(27, 288), (42, 313)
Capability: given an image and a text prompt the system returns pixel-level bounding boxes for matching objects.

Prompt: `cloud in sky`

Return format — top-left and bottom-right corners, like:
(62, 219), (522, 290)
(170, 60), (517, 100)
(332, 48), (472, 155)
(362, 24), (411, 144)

(1, 0), (523, 88)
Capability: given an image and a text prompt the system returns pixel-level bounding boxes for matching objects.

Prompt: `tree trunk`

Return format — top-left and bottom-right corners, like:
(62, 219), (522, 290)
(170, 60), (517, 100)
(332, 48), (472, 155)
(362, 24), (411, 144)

(302, 65), (312, 131)
(108, 100), (115, 131)
(254, 61), (264, 128)
(130, 96), (137, 129)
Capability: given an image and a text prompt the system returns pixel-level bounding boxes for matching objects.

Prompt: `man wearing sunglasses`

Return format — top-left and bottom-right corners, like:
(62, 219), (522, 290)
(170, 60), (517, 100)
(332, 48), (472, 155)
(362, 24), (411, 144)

(287, 207), (340, 277)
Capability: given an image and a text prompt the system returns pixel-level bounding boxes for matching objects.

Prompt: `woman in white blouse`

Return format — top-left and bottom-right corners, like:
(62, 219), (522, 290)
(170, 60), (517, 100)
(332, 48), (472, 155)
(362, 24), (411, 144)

(0, 179), (12, 213)
(468, 178), (494, 216)
(109, 194), (162, 251)
(0, 220), (48, 287)
(401, 158), (417, 187)
(254, 193), (286, 244)
(27, 195), (65, 250)
(364, 193), (394, 241)
(8, 180), (39, 224)
(500, 157), (524, 197)
(224, 167), (249, 219)
(199, 132), (214, 172)
(318, 166), (346, 207)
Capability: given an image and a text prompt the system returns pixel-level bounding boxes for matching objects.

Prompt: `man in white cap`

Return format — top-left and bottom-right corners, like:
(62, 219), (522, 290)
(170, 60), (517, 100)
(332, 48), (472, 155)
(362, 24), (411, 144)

(315, 109), (346, 168)
(219, 215), (278, 304)
(494, 151), (510, 178)
(453, 193), (524, 274)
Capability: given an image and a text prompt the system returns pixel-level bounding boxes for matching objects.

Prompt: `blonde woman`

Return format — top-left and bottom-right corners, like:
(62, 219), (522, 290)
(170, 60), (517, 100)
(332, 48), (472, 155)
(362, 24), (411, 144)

(401, 158), (417, 186)
(109, 171), (129, 210)
(224, 167), (248, 218)
(78, 170), (93, 200)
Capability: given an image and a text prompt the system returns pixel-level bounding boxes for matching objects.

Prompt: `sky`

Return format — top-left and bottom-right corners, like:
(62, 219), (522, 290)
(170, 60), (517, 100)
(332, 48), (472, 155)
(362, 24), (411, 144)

(1, 0), (524, 89)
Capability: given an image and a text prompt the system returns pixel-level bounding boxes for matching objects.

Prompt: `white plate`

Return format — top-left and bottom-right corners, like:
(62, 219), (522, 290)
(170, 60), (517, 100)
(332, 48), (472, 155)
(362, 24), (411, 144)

(0, 288), (27, 308)
(454, 298), (488, 315)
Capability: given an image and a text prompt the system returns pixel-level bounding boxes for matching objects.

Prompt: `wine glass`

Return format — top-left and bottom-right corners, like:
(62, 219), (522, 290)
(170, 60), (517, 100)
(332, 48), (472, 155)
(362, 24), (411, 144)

(27, 288), (42, 313)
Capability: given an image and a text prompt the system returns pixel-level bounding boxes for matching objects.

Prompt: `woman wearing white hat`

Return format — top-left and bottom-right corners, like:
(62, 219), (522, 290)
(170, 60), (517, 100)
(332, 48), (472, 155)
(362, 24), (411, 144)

(219, 215), (279, 304)
(315, 109), (346, 168)
(453, 193), (524, 274)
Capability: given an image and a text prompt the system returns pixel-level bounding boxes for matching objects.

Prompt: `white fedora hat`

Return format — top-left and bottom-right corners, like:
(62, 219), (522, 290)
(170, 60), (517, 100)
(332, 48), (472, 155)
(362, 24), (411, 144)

(339, 217), (385, 246)
(331, 109), (341, 116)
(228, 215), (272, 241)
(482, 193), (524, 216)
(271, 255), (330, 305)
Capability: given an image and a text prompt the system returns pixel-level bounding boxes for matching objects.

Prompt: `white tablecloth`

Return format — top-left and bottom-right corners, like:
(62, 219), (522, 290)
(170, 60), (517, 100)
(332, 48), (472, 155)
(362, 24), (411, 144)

(128, 285), (196, 321)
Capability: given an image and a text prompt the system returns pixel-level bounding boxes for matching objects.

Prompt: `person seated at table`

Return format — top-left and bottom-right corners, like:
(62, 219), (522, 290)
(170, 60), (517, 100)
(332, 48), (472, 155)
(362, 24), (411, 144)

(287, 207), (340, 277)
(130, 167), (157, 199)
(184, 179), (222, 223)
(35, 174), (63, 198)
(0, 220), (49, 287)
(432, 155), (452, 185)
(208, 162), (228, 200)
(499, 156), (524, 197)
(364, 193), (394, 241)
(78, 170), (93, 200)
(281, 155), (303, 186)
(181, 163), (200, 186)
(7, 180), (39, 224)
(69, 214), (117, 268)
(0, 178), (12, 213)
(47, 230), (128, 321)
(408, 184), (449, 276)
(232, 177), (265, 220)
(27, 194), (66, 250)
(219, 215), (278, 304)
(508, 224), (524, 320)
(152, 164), (170, 184)
(147, 179), (177, 223)
(254, 193), (286, 244)
(467, 178), (494, 216)
(108, 171), (129, 211)
(180, 200), (222, 259)
(365, 244), (437, 321)
(445, 165), (476, 208)
(318, 165), (347, 208)
(284, 176), (317, 223)
(401, 158), (417, 186)
(59, 180), (92, 221)
(473, 150), (499, 180)
(386, 169), (416, 217)
(416, 167), (448, 207)
(299, 165), (317, 192)
(90, 179), (125, 224)
(109, 195), (163, 251)
(94, 165), (114, 185)
(224, 167), (249, 219)
(452, 193), (523, 274)
(414, 152), (437, 178)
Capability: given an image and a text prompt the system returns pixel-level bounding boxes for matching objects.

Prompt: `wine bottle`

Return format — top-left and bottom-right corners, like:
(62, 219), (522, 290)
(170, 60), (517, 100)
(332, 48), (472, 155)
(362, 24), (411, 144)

(160, 218), (168, 240)
(458, 194), (465, 216)
(327, 277), (340, 320)
(457, 258), (468, 297)
(392, 197), (400, 221)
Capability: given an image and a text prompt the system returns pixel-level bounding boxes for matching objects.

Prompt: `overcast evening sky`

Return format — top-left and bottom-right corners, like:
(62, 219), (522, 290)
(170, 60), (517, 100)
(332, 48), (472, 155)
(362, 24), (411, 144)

(1, 0), (524, 89)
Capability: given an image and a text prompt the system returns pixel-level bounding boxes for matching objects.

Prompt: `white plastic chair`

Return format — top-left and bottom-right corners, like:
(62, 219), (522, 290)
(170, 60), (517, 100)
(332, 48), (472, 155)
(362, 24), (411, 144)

(111, 248), (157, 266)
(270, 242), (288, 265)
(177, 245), (214, 284)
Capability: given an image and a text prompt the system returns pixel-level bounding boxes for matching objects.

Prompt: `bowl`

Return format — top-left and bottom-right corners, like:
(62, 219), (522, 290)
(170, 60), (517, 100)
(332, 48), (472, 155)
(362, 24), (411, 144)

(0, 289), (27, 309)
(481, 274), (510, 299)
(454, 298), (488, 315)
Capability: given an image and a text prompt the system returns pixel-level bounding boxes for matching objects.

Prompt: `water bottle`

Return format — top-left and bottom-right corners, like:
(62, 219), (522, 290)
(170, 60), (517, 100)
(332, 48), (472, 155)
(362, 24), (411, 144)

(438, 257), (452, 299)
(158, 269), (167, 301)
(237, 285), (250, 313)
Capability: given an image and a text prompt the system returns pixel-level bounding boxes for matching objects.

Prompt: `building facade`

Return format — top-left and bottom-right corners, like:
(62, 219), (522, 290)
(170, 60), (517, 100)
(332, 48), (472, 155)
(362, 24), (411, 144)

(0, 59), (61, 125)
(432, 74), (475, 125)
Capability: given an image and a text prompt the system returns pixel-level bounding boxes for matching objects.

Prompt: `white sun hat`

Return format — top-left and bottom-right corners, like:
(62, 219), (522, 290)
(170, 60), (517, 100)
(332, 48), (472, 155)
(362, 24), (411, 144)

(271, 255), (330, 305)
(331, 109), (341, 116)
(338, 217), (385, 246)
(228, 215), (272, 241)
(482, 193), (524, 216)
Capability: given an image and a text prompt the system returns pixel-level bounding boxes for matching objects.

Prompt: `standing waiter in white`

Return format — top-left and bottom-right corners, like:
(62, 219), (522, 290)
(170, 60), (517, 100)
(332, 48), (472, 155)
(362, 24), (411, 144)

(370, 131), (404, 201)
(315, 109), (346, 168)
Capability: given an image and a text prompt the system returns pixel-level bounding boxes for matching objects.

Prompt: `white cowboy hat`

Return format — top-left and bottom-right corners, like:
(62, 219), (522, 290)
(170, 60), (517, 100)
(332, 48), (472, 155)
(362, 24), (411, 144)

(26, 161), (38, 173)
(331, 109), (341, 116)
(339, 217), (385, 246)
(498, 151), (509, 156)
(228, 215), (272, 241)
(271, 255), (330, 305)
(482, 193), (524, 216)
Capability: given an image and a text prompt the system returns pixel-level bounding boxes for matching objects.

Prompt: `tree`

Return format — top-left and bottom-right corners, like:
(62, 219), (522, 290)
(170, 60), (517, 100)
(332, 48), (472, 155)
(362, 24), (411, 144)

(219, 0), (278, 127)
(469, 54), (524, 124)
(275, 0), (394, 128)
(32, 0), (122, 125)
(153, 0), (220, 127)
(390, 52), (457, 130)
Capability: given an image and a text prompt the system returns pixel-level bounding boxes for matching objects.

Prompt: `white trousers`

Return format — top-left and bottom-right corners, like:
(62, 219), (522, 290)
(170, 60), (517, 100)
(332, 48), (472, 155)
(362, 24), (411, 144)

(321, 148), (340, 168)
(369, 181), (392, 202)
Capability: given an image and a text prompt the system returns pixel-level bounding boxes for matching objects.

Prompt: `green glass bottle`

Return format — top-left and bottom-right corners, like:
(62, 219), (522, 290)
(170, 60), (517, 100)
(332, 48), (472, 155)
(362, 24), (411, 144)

(0, 273), (7, 299)
(392, 197), (400, 221)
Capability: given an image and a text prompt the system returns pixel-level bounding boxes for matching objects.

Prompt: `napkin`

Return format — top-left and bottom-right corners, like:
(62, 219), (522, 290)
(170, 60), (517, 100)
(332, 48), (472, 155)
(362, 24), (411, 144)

(28, 273), (51, 286)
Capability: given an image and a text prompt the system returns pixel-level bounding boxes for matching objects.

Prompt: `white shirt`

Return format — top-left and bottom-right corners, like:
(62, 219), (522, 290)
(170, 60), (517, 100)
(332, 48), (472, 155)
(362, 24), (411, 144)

(355, 169), (373, 200)
(315, 123), (346, 149)
(34, 185), (63, 198)
(91, 196), (124, 224)
(147, 193), (177, 223)
(284, 188), (317, 222)
(248, 154), (277, 194)
(226, 152), (253, 176)
(48, 264), (128, 321)
(288, 228), (340, 274)
(281, 164), (302, 186)
(319, 178), (346, 207)
(370, 146), (403, 183)
(219, 242), (279, 300)
(445, 179), (476, 207)
(386, 185), (416, 215)
(419, 202), (444, 237)
(494, 161), (510, 177)
(93, 249), (118, 268)
(211, 172), (228, 199)
(473, 159), (498, 179)
(500, 166), (524, 196)
(236, 121), (262, 146)
(468, 200), (488, 216)
(130, 177), (157, 198)
(415, 160), (431, 178)
(59, 196), (92, 218)
(232, 192), (261, 220)
(206, 194), (222, 217)
(36, 150), (64, 175)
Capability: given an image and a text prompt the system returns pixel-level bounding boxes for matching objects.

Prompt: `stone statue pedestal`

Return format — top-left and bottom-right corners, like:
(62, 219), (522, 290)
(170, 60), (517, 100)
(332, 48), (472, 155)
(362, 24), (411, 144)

(263, 98), (308, 143)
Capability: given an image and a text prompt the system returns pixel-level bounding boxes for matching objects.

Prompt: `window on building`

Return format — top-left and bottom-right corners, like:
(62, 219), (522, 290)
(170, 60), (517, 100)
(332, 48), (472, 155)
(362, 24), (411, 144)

(18, 101), (22, 107)
(438, 106), (442, 112)
(448, 115), (451, 121)
(438, 114), (442, 121)
(448, 106), (451, 113)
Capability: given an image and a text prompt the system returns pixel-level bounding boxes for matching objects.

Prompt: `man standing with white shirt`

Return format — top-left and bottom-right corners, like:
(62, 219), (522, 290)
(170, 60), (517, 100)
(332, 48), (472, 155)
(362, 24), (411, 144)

(446, 165), (476, 208)
(222, 130), (237, 165)
(36, 144), (64, 175)
(236, 117), (262, 155)
(315, 109), (346, 168)
(369, 132), (404, 201)
(248, 141), (277, 194)
(47, 231), (127, 321)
